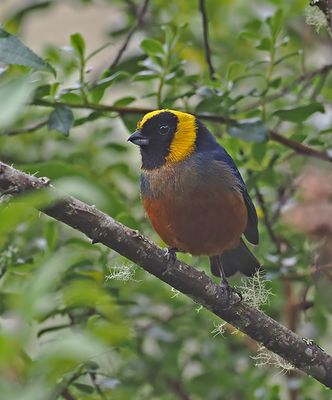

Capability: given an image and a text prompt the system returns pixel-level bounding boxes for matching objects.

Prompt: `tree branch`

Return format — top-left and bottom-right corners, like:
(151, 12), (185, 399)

(269, 130), (330, 162)
(108, 0), (150, 71)
(0, 119), (48, 136)
(198, 0), (216, 80)
(1, 160), (332, 388)
(32, 99), (332, 163)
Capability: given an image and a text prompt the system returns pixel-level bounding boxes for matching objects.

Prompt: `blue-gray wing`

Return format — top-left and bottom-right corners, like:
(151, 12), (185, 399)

(212, 146), (259, 245)
(242, 189), (259, 244)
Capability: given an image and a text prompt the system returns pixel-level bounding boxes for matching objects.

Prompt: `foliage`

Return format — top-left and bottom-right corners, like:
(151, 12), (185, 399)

(0, 0), (331, 399)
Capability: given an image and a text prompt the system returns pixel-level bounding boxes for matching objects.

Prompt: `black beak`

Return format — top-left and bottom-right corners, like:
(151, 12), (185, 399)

(128, 130), (149, 147)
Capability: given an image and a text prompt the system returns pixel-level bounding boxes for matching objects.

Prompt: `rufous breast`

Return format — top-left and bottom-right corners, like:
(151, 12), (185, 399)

(141, 158), (248, 255)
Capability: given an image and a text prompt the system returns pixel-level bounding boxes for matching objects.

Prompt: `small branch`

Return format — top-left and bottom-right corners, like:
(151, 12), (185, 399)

(310, 68), (330, 100)
(1, 161), (332, 388)
(198, 0), (216, 80)
(1, 119), (48, 136)
(33, 99), (236, 124)
(89, 372), (107, 400)
(48, 366), (86, 400)
(33, 99), (155, 117)
(269, 130), (331, 162)
(165, 377), (191, 400)
(32, 99), (331, 163)
(241, 63), (332, 112)
(286, 263), (332, 279)
(108, 0), (150, 71)
(61, 389), (76, 400)
(254, 186), (283, 253)
(37, 323), (73, 338)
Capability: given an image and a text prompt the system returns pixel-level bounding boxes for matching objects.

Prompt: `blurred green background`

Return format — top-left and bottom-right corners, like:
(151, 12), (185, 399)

(0, 0), (331, 399)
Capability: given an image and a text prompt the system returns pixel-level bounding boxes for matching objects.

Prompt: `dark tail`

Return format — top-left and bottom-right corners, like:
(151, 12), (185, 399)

(210, 239), (262, 278)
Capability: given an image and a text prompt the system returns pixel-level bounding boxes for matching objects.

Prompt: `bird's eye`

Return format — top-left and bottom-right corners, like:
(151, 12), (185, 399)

(159, 125), (170, 135)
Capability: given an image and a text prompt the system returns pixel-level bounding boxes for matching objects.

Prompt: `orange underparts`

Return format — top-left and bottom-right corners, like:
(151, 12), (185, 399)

(142, 189), (247, 256)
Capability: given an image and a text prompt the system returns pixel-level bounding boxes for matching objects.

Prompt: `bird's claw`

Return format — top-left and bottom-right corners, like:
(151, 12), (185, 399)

(220, 281), (242, 305)
(302, 338), (325, 351)
(164, 247), (178, 264)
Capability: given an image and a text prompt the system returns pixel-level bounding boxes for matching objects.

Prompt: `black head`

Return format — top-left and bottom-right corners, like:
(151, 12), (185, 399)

(128, 111), (179, 170)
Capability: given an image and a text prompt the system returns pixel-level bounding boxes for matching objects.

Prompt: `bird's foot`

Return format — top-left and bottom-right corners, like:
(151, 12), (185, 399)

(164, 247), (179, 265)
(220, 280), (242, 305)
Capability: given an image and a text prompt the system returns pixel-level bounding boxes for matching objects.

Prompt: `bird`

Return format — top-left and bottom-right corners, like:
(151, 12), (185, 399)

(128, 109), (261, 297)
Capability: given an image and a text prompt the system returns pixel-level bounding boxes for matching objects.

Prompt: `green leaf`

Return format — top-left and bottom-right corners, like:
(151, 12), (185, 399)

(45, 220), (58, 252)
(256, 37), (272, 51)
(273, 102), (325, 123)
(244, 18), (262, 32)
(133, 70), (158, 81)
(120, 113), (138, 133)
(320, 127), (332, 135)
(85, 361), (99, 371)
(113, 96), (136, 107)
(225, 61), (245, 82)
(274, 51), (300, 66)
(59, 93), (82, 104)
(50, 82), (59, 98)
(90, 71), (130, 103)
(251, 142), (267, 163)
(195, 97), (223, 113)
(33, 84), (51, 99)
(238, 31), (261, 41)
(73, 383), (94, 394)
(269, 77), (282, 89)
(0, 27), (54, 74)
(55, 177), (107, 209)
(4, 1), (53, 33)
(0, 77), (34, 129)
(0, 202), (35, 247)
(86, 41), (111, 61)
(105, 143), (128, 153)
(38, 332), (106, 368)
(74, 111), (103, 127)
(70, 32), (85, 61)
(228, 120), (269, 142)
(48, 105), (74, 135)
(267, 9), (283, 39)
(140, 38), (164, 56)
(94, 71), (129, 88)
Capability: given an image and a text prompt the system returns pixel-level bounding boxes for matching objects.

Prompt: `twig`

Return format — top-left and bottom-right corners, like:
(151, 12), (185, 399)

(108, 0), (150, 70)
(310, 68), (330, 100)
(198, 0), (216, 80)
(1, 161), (332, 388)
(165, 377), (191, 400)
(124, 0), (138, 18)
(286, 263), (332, 279)
(89, 372), (107, 400)
(241, 63), (332, 112)
(61, 389), (76, 400)
(37, 323), (73, 338)
(32, 99), (331, 163)
(48, 366), (86, 400)
(254, 186), (283, 253)
(269, 130), (331, 162)
(1, 119), (48, 136)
